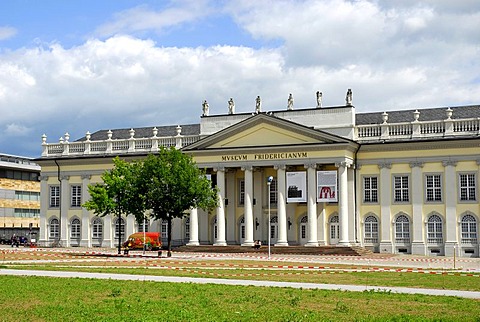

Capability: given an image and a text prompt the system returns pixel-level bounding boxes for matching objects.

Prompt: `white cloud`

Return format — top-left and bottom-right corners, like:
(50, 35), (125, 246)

(93, 0), (214, 38)
(0, 26), (17, 40)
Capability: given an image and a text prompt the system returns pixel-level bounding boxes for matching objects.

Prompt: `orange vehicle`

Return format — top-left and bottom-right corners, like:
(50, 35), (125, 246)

(123, 232), (162, 251)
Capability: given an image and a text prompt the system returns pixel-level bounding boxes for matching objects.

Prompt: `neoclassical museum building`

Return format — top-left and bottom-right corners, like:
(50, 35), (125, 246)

(36, 92), (480, 257)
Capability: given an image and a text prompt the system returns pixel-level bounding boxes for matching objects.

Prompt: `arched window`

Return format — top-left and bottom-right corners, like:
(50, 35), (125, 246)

(70, 218), (81, 239)
(364, 215), (378, 243)
(92, 218), (103, 240)
(49, 218), (59, 239)
(395, 215), (410, 242)
(114, 217), (125, 239)
(427, 214), (443, 243)
(461, 214), (477, 243)
(138, 218), (149, 233)
(329, 215), (340, 241)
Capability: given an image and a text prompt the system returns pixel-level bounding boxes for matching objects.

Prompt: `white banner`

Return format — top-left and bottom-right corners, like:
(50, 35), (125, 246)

(286, 171), (307, 203)
(317, 171), (338, 202)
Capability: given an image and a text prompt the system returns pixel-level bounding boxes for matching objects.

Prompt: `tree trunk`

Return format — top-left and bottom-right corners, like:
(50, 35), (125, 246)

(167, 215), (172, 257)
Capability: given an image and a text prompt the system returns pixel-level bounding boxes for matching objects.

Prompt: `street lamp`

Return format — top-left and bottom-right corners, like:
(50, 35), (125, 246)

(267, 176), (273, 260)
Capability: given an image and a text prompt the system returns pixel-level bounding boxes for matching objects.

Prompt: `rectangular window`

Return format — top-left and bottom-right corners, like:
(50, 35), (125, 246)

(394, 176), (409, 202)
(71, 185), (82, 207)
(425, 174), (442, 202)
(459, 173), (476, 201)
(15, 191), (40, 201)
(363, 177), (378, 203)
(239, 180), (245, 205)
(14, 208), (40, 218)
(49, 186), (60, 208)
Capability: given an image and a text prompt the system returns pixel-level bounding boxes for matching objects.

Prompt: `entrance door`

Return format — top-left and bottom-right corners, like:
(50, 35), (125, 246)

(239, 216), (245, 245)
(269, 216), (278, 244)
(329, 215), (340, 245)
(299, 215), (308, 245)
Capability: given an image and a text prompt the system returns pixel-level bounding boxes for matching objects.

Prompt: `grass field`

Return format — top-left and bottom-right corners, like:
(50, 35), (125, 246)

(1, 248), (479, 321)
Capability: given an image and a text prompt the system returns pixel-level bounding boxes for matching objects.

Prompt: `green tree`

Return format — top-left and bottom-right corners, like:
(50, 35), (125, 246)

(83, 157), (143, 254)
(138, 148), (218, 256)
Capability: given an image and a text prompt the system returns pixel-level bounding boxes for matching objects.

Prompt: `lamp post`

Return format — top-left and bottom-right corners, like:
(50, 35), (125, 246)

(267, 176), (273, 260)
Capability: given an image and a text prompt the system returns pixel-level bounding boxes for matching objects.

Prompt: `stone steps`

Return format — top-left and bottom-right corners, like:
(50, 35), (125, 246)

(173, 245), (372, 256)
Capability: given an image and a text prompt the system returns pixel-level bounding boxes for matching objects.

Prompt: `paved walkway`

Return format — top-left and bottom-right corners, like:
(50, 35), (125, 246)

(1, 268), (480, 299)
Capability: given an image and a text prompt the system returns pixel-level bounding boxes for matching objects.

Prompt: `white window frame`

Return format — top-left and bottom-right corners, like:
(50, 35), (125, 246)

(363, 176), (378, 203)
(394, 214), (410, 242)
(71, 185), (82, 208)
(92, 218), (103, 239)
(71, 218), (81, 239)
(459, 173), (476, 202)
(269, 177), (278, 204)
(427, 214), (443, 244)
(393, 175), (409, 203)
(49, 218), (59, 239)
(364, 215), (378, 243)
(49, 185), (60, 208)
(114, 217), (125, 239)
(425, 174), (442, 202)
(460, 214), (477, 243)
(238, 179), (245, 205)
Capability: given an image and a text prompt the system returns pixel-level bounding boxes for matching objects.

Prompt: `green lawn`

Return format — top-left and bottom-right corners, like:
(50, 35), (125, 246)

(1, 275), (479, 322)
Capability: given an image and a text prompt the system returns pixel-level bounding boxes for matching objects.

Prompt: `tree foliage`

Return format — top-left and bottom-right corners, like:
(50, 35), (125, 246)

(83, 148), (218, 256)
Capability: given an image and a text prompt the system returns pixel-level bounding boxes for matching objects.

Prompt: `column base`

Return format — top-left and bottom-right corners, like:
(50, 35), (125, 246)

(411, 241), (426, 256)
(274, 241), (289, 246)
(241, 242), (255, 247)
(444, 242), (458, 257)
(186, 241), (200, 246)
(80, 239), (91, 248)
(379, 241), (393, 254)
(338, 240), (351, 247)
(214, 241), (227, 246)
(305, 241), (319, 247)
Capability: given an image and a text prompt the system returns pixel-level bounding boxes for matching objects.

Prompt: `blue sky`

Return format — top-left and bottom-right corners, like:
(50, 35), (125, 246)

(0, 0), (479, 157)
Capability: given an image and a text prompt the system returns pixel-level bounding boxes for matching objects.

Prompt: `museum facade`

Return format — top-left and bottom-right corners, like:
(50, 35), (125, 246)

(36, 94), (480, 257)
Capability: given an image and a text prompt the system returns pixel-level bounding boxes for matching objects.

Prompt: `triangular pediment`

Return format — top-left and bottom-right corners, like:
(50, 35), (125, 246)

(183, 113), (351, 151)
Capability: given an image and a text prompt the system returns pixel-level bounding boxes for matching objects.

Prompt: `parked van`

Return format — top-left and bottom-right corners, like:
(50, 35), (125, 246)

(123, 232), (161, 251)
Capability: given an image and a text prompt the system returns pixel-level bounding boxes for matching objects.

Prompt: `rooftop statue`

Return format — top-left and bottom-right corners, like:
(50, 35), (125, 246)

(255, 96), (261, 113)
(346, 89), (353, 106)
(316, 91), (322, 108)
(202, 100), (209, 116)
(228, 98), (235, 114)
(287, 93), (294, 110)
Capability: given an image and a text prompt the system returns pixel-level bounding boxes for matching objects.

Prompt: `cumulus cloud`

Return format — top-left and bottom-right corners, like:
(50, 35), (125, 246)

(0, 26), (17, 40)
(0, 0), (479, 157)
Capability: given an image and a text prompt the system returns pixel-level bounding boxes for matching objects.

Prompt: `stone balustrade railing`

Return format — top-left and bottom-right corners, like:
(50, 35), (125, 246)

(356, 117), (480, 141)
(41, 126), (203, 157)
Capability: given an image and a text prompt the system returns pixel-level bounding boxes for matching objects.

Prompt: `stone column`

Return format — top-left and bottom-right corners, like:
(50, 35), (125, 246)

(81, 174), (91, 247)
(305, 163), (318, 246)
(241, 166), (254, 246)
(410, 162), (425, 255)
(39, 175), (49, 244)
(60, 175), (69, 247)
(225, 170), (236, 244)
(187, 208), (199, 246)
(336, 162), (350, 246)
(378, 162), (393, 253)
(443, 160), (458, 256)
(274, 164), (288, 246)
(214, 167), (227, 246)
(104, 215), (112, 247)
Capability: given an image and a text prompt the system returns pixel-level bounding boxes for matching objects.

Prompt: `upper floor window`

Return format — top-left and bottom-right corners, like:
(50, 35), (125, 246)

(71, 185), (82, 207)
(459, 173), (476, 201)
(363, 177), (378, 203)
(425, 174), (442, 202)
(394, 176), (409, 202)
(15, 191), (40, 201)
(49, 186), (60, 208)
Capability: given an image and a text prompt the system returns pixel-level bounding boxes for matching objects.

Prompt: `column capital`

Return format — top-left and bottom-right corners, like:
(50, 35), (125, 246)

(378, 162), (392, 169)
(81, 174), (91, 180)
(213, 166), (225, 172)
(335, 161), (352, 168)
(442, 160), (457, 167)
(241, 165), (253, 171)
(303, 163), (317, 169)
(39, 175), (49, 181)
(273, 164), (286, 170)
(60, 175), (70, 181)
(409, 161), (424, 168)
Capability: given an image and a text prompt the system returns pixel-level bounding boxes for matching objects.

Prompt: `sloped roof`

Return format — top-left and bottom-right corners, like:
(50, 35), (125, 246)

(356, 105), (479, 125)
(76, 124), (200, 141)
